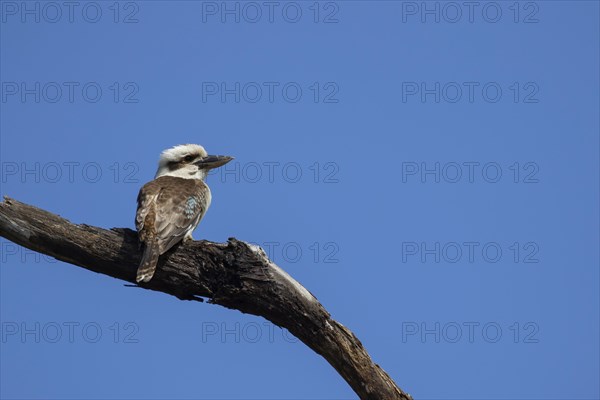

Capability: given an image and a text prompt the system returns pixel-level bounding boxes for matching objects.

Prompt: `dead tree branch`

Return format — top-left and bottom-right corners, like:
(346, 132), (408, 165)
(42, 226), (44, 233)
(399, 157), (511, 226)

(0, 196), (412, 400)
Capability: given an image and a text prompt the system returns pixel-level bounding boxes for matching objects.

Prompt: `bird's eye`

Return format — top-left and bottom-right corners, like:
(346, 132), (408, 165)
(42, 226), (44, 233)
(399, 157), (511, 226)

(184, 155), (194, 162)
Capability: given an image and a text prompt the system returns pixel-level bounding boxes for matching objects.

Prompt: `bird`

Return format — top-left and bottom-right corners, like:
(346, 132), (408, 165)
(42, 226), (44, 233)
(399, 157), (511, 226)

(135, 144), (233, 283)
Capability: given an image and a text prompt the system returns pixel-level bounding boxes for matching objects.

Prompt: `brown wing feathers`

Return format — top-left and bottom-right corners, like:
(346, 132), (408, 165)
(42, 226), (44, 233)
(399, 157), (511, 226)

(135, 177), (208, 283)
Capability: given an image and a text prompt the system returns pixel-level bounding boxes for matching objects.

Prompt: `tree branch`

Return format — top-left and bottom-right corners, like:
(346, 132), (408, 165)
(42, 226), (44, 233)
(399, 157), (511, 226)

(0, 196), (412, 400)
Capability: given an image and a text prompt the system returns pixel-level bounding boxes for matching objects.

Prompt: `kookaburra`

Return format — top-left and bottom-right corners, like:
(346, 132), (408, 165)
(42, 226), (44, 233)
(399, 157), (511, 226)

(135, 144), (233, 283)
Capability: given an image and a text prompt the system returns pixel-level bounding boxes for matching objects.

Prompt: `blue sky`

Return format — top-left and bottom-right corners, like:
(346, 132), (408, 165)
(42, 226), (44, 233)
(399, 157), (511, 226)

(0, 1), (598, 399)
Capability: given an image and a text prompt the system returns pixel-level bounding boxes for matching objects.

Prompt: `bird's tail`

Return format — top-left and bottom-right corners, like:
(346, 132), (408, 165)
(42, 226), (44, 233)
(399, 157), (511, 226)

(136, 242), (160, 283)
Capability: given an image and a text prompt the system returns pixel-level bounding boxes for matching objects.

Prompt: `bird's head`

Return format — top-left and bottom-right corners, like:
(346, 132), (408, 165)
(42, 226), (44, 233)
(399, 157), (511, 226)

(155, 144), (233, 180)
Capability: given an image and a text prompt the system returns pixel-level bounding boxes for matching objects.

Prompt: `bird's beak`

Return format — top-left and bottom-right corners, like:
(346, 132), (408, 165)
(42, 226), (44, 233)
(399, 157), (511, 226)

(195, 155), (234, 170)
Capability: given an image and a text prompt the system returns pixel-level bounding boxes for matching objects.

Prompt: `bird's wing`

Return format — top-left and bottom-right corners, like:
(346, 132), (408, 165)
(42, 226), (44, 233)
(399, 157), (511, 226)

(135, 183), (158, 237)
(136, 177), (209, 254)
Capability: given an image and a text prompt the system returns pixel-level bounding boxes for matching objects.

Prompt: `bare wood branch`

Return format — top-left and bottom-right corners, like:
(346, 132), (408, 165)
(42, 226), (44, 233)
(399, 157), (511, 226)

(0, 196), (412, 400)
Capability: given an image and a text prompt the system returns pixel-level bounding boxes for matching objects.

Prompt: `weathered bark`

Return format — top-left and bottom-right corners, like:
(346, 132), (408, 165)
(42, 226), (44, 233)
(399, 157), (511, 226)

(0, 196), (412, 400)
